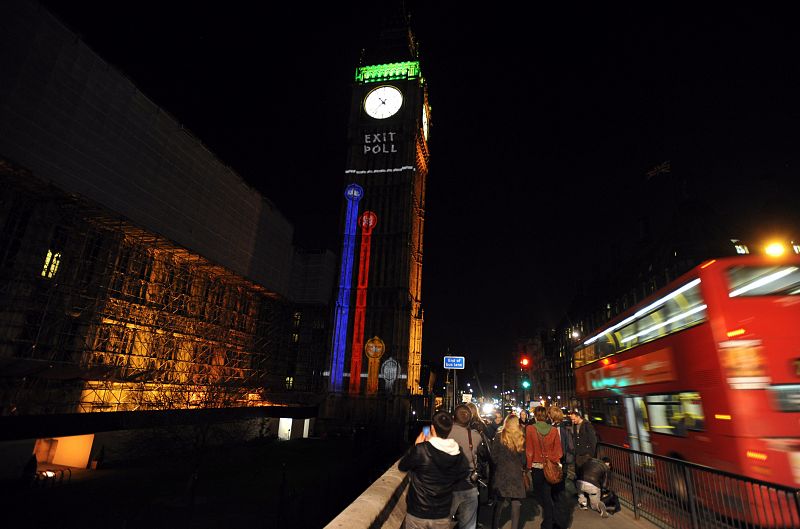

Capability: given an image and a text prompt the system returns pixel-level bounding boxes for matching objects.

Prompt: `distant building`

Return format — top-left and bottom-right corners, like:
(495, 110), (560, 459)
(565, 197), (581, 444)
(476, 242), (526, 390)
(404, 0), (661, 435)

(542, 167), (772, 407)
(288, 249), (337, 394)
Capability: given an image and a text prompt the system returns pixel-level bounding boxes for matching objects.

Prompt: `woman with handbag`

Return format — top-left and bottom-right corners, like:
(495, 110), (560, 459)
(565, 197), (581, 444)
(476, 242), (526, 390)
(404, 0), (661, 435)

(489, 414), (527, 529)
(526, 406), (563, 529)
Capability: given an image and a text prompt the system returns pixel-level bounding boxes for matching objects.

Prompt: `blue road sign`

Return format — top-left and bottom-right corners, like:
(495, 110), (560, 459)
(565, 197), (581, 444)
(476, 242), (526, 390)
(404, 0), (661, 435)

(443, 356), (465, 369)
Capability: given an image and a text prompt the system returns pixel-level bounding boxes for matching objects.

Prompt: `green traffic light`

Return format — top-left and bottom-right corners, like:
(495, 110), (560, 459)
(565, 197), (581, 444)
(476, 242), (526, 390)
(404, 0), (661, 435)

(522, 380), (531, 389)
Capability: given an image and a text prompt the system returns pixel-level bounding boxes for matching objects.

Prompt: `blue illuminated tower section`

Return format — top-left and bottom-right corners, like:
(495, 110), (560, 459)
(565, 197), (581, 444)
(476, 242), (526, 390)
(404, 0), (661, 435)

(330, 183), (364, 392)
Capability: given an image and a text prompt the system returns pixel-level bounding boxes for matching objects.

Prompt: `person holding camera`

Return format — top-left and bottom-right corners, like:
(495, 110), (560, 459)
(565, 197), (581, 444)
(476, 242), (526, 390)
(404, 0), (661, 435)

(399, 411), (470, 529)
(449, 404), (484, 529)
(489, 414), (527, 529)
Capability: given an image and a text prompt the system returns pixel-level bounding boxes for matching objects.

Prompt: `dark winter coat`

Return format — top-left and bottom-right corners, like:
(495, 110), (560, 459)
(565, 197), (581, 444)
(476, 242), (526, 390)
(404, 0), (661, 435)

(573, 420), (597, 458)
(490, 435), (527, 499)
(399, 438), (470, 520)
(579, 458), (608, 489)
(554, 421), (574, 465)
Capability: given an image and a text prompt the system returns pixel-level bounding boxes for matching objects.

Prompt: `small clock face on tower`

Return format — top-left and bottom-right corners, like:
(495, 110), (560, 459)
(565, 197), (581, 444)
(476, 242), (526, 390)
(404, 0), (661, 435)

(364, 85), (403, 119)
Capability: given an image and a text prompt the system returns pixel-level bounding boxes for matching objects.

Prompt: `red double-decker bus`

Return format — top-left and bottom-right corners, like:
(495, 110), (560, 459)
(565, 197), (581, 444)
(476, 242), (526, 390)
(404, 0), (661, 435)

(573, 249), (800, 488)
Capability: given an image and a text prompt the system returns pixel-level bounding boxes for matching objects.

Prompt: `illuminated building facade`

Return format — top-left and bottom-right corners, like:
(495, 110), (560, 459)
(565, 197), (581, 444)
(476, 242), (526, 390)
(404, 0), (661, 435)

(0, 160), (294, 415)
(0, 1), (327, 425)
(329, 19), (429, 395)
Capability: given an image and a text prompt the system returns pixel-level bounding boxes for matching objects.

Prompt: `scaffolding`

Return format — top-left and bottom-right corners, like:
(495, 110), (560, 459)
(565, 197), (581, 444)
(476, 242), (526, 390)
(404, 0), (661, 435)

(0, 158), (294, 416)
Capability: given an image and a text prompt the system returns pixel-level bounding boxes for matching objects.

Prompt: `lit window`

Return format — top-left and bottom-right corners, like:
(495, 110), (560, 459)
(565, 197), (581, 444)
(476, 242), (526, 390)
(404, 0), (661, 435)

(292, 311), (302, 328)
(645, 392), (705, 436)
(285, 376), (294, 389)
(291, 333), (299, 343)
(41, 249), (61, 278)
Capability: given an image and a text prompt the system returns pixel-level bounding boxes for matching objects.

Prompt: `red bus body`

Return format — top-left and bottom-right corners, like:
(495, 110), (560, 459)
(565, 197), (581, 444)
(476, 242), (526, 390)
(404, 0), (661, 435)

(574, 255), (800, 489)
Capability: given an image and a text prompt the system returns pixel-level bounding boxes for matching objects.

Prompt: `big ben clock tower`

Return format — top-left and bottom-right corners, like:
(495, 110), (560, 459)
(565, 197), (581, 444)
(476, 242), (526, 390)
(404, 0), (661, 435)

(329, 17), (429, 396)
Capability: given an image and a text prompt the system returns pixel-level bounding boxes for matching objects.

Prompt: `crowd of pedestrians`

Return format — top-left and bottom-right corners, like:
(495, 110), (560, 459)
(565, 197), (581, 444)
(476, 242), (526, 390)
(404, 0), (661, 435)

(399, 404), (619, 529)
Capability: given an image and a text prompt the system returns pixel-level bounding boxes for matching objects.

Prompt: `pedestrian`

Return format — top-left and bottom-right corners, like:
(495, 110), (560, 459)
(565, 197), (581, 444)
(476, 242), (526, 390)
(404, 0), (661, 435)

(526, 406), (563, 529)
(567, 410), (596, 475)
(486, 410), (503, 440)
(449, 404), (483, 529)
(467, 402), (493, 505)
(548, 405), (576, 529)
(399, 411), (470, 529)
(466, 402), (488, 436)
(518, 409), (530, 427)
(576, 457), (610, 518)
(489, 414), (527, 529)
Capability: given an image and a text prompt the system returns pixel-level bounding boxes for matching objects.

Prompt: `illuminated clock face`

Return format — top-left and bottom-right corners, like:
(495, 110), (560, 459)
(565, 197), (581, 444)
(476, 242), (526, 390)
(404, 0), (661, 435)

(364, 85), (403, 119)
(422, 105), (429, 140)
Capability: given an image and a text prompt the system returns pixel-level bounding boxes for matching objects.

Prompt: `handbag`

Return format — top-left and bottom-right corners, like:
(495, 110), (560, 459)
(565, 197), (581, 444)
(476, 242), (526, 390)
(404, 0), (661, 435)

(537, 430), (563, 485)
(523, 468), (532, 491)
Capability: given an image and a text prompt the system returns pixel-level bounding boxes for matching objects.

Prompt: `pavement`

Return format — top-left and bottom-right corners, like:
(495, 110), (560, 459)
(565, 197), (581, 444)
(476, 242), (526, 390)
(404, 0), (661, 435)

(477, 498), (656, 529)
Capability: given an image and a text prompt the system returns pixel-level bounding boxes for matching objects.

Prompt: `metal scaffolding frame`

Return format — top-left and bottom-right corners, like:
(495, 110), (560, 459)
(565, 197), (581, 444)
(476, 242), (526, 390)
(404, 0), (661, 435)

(0, 159), (295, 416)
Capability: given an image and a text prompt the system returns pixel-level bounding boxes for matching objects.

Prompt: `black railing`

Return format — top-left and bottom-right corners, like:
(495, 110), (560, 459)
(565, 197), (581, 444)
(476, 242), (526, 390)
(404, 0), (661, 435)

(597, 443), (800, 529)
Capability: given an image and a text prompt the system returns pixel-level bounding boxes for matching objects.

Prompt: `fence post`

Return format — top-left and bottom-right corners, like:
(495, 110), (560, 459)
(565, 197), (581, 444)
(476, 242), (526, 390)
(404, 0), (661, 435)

(682, 464), (700, 529)
(628, 451), (640, 520)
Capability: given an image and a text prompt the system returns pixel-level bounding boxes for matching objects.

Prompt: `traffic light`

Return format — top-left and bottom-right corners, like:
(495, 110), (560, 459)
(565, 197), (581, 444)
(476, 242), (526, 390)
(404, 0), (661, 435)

(519, 356), (530, 368)
(521, 373), (531, 389)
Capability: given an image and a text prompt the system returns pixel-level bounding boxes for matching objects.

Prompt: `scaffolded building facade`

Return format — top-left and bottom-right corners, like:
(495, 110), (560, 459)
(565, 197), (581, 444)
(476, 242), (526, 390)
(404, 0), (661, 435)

(0, 159), (300, 416)
(0, 1), (334, 420)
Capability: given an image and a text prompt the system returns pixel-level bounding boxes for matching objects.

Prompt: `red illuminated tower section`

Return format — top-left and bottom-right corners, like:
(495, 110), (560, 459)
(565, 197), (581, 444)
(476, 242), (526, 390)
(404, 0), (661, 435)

(349, 211), (377, 394)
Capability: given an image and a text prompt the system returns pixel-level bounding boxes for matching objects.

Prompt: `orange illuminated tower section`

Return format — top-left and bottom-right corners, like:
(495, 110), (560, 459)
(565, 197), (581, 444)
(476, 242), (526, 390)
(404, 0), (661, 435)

(349, 211), (377, 394)
(338, 14), (429, 395)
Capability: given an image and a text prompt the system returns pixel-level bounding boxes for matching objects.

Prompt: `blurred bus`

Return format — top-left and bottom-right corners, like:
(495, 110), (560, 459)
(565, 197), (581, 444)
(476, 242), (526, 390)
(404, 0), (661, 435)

(573, 252), (800, 488)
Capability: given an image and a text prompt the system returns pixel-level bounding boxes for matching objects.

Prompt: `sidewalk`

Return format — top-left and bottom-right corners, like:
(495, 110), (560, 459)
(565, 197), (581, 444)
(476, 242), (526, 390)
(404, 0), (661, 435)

(478, 498), (657, 529)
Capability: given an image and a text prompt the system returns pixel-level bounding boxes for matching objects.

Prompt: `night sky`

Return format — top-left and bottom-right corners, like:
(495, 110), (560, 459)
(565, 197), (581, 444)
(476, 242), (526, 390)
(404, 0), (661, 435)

(39, 1), (800, 373)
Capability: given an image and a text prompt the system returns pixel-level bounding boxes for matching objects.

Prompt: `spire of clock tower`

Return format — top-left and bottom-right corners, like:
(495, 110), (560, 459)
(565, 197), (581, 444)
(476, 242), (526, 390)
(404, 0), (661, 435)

(361, 6), (418, 65)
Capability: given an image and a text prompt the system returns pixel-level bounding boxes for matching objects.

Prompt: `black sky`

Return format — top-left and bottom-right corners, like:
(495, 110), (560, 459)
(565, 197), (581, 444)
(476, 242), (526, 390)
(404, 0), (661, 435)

(39, 1), (800, 371)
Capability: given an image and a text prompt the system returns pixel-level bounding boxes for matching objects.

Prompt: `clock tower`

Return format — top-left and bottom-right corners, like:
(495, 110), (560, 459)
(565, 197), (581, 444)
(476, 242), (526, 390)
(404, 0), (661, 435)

(329, 17), (429, 396)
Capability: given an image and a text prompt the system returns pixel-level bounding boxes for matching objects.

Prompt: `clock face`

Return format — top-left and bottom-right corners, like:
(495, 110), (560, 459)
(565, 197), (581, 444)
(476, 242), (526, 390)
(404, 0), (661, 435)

(364, 85), (403, 119)
(422, 105), (429, 140)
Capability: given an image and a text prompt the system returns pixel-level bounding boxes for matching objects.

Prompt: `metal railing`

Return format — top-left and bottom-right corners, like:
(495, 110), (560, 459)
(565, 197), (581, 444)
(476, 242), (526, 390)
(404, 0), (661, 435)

(597, 443), (800, 529)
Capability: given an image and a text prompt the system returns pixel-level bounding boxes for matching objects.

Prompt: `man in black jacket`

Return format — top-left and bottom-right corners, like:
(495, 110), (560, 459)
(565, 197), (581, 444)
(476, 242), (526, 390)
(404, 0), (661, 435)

(568, 410), (597, 473)
(399, 411), (470, 528)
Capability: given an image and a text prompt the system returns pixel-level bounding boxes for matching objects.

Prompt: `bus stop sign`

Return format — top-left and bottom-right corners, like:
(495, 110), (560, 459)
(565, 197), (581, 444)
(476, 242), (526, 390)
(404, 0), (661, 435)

(444, 356), (465, 369)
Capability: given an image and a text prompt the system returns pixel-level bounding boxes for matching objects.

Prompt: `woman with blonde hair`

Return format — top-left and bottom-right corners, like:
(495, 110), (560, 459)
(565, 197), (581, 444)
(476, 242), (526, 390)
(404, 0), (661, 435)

(490, 414), (527, 529)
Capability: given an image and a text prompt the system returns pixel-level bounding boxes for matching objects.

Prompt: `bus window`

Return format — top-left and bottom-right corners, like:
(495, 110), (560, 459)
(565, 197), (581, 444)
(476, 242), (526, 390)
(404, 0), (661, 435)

(589, 397), (626, 427)
(645, 392), (705, 437)
(578, 279), (706, 362)
(727, 265), (800, 297)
